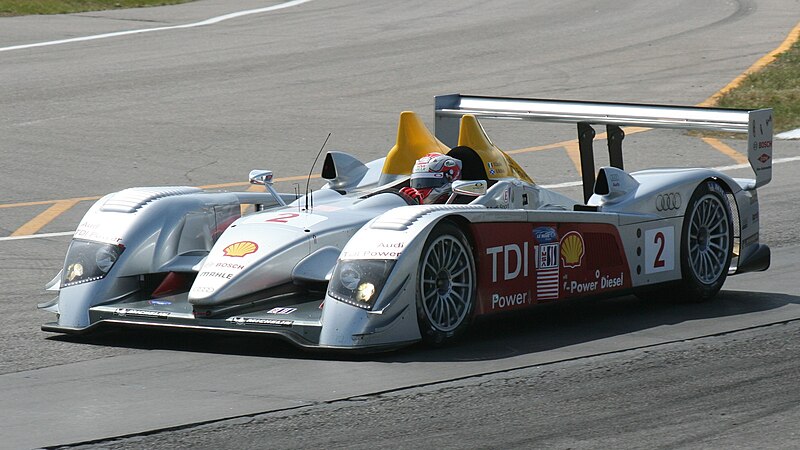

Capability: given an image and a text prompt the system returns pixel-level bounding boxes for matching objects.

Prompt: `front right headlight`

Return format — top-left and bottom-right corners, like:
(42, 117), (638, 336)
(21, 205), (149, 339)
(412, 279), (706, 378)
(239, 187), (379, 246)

(327, 259), (395, 310)
(61, 239), (125, 288)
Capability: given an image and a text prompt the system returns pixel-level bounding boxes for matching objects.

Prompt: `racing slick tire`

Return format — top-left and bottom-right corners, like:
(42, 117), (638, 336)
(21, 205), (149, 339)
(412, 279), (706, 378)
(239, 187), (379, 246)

(416, 221), (477, 345)
(676, 180), (734, 302)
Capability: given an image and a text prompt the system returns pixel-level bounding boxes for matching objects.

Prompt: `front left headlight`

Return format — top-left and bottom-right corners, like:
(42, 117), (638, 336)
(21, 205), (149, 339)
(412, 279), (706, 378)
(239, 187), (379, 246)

(61, 240), (125, 288)
(327, 259), (395, 310)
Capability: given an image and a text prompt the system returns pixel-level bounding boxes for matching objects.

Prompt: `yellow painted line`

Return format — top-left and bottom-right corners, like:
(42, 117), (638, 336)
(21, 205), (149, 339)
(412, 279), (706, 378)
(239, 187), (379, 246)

(699, 20), (800, 106)
(10, 200), (79, 236)
(3, 174), (320, 236)
(0, 195), (100, 209)
(563, 141), (582, 175)
(701, 137), (748, 164)
(506, 140), (569, 154)
(509, 126), (652, 174)
(0, 174), (319, 209)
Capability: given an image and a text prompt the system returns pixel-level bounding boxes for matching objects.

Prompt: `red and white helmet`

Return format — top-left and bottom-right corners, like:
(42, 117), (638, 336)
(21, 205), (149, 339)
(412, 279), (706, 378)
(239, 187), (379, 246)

(407, 153), (462, 203)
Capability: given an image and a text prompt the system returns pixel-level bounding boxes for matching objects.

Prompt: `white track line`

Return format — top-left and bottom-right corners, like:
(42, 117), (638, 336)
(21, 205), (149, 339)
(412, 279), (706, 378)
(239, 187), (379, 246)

(0, 231), (74, 242)
(0, 0), (314, 53)
(3, 156), (799, 242)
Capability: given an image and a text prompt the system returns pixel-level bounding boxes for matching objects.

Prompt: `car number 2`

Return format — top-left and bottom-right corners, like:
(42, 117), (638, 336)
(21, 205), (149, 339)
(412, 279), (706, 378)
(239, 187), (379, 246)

(265, 212), (301, 223)
(262, 211), (328, 228)
(645, 226), (674, 274)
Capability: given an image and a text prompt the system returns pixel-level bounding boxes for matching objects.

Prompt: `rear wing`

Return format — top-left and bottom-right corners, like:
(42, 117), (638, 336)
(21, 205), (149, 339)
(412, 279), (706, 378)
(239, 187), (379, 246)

(434, 94), (773, 202)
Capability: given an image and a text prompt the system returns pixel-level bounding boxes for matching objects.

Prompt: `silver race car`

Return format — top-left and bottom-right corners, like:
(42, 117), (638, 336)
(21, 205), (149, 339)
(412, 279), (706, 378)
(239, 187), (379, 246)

(41, 95), (773, 351)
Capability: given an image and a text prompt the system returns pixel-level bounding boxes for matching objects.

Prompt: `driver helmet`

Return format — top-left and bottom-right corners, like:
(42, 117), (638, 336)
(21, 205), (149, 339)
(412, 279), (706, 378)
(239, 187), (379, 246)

(409, 153), (462, 204)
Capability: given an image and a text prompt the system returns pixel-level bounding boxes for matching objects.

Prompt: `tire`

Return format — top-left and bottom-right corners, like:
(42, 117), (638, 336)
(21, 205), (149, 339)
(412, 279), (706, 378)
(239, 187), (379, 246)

(676, 180), (734, 301)
(416, 221), (477, 345)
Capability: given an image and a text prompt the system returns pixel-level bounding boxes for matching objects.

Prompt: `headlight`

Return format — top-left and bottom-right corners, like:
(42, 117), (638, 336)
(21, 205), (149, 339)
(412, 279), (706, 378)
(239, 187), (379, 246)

(327, 260), (395, 310)
(61, 240), (125, 288)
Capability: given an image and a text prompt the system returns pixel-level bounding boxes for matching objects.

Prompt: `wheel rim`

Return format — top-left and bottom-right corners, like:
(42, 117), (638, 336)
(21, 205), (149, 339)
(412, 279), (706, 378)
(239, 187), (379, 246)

(420, 235), (473, 332)
(688, 193), (730, 284)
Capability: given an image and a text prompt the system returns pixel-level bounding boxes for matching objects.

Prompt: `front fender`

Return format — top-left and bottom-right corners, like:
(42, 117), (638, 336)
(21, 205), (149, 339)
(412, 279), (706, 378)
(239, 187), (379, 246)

(51, 187), (274, 328)
(319, 205), (481, 348)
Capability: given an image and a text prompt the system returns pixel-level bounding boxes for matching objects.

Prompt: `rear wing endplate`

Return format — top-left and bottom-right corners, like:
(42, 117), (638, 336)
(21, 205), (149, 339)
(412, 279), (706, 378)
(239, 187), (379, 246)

(435, 94), (773, 202)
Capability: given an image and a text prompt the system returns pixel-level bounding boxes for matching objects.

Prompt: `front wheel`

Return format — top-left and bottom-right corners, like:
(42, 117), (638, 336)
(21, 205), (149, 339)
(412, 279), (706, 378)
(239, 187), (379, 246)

(677, 180), (734, 301)
(416, 222), (476, 345)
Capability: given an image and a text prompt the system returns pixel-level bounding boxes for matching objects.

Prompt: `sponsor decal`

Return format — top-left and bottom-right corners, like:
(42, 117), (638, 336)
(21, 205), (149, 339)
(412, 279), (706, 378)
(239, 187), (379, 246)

(487, 161), (505, 175)
(486, 243), (529, 283)
(645, 226), (675, 274)
(198, 271), (235, 280)
(340, 249), (403, 259)
(149, 300), (172, 306)
(491, 291), (530, 309)
(559, 231), (584, 268)
(533, 226), (557, 244)
(214, 262), (245, 270)
(472, 222), (632, 314)
(226, 317), (293, 326)
(339, 236), (407, 260)
(266, 307), (297, 315)
(223, 241), (258, 257)
(752, 212), (759, 223)
(74, 223), (124, 244)
(758, 153), (770, 163)
(534, 241), (559, 300)
(114, 308), (171, 319)
(563, 271), (625, 294)
(656, 193), (681, 211)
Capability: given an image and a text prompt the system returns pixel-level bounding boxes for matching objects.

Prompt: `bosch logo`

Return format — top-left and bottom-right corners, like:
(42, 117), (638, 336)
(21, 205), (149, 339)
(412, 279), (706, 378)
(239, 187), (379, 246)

(656, 193), (681, 211)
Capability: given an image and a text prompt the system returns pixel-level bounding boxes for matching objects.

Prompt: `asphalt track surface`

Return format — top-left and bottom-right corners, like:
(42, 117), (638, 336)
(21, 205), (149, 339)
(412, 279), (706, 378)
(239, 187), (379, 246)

(1, 0), (800, 448)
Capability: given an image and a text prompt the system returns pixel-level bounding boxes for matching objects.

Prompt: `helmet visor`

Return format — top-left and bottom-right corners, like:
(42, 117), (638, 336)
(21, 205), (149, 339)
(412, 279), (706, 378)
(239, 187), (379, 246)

(410, 172), (447, 189)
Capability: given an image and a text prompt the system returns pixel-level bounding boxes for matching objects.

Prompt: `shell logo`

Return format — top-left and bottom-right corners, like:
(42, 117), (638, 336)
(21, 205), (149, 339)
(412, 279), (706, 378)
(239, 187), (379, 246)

(223, 241), (259, 257)
(560, 231), (585, 268)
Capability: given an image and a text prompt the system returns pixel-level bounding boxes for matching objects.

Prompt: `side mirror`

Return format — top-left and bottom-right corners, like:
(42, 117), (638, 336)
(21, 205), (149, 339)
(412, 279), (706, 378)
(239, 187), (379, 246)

(249, 170), (274, 186)
(452, 180), (487, 197)
(248, 170), (286, 207)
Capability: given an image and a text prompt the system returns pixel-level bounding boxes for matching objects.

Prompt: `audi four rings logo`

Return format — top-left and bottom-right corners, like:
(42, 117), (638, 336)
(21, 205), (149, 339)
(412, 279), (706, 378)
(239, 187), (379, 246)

(656, 193), (681, 211)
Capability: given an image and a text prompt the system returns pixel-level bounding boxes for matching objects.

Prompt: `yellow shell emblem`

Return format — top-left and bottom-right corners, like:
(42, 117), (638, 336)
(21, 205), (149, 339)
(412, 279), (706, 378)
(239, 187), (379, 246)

(223, 241), (259, 257)
(560, 231), (584, 268)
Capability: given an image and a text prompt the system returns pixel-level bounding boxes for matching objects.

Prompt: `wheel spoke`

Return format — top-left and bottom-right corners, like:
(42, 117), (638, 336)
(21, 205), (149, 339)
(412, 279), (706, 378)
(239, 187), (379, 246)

(706, 248), (722, 266)
(451, 264), (468, 278)
(419, 232), (475, 333)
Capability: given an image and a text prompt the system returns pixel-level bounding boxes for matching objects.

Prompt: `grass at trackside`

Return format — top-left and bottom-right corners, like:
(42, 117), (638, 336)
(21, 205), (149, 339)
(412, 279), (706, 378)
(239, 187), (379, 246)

(0, 0), (194, 16)
(715, 38), (800, 133)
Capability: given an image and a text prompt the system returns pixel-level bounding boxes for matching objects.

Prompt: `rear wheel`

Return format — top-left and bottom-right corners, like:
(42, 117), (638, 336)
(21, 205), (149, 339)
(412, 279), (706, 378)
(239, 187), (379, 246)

(416, 222), (476, 345)
(677, 180), (734, 301)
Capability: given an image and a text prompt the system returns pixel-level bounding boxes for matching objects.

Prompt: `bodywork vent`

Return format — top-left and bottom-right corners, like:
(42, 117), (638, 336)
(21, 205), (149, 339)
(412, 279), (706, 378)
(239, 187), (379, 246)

(101, 187), (201, 213)
(371, 205), (482, 231)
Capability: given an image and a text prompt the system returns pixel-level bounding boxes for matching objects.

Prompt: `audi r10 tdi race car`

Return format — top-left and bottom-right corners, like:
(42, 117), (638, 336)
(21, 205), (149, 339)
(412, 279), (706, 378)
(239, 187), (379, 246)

(40, 94), (773, 351)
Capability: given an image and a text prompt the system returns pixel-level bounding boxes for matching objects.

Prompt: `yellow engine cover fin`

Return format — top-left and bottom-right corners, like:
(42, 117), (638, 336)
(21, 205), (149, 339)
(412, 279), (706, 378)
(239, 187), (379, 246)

(457, 114), (534, 184)
(381, 111), (450, 176)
